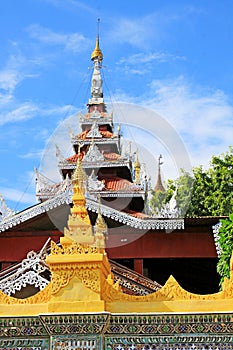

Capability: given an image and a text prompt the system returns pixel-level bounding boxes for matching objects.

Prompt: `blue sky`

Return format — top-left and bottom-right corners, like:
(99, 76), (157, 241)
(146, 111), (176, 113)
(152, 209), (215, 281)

(0, 0), (233, 212)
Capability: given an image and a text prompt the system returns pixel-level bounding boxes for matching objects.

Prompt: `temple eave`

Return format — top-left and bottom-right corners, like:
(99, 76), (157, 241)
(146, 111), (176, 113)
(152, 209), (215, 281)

(58, 160), (130, 169)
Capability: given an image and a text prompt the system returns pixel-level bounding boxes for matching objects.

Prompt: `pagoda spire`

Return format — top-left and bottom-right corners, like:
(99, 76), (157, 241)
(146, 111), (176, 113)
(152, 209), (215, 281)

(154, 155), (165, 192)
(91, 19), (103, 61)
(88, 19), (104, 107)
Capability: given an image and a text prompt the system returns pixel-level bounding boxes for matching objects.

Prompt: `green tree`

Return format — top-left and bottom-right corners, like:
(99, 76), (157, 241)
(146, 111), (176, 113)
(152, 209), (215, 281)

(204, 148), (233, 215)
(149, 187), (172, 216)
(150, 147), (233, 217)
(216, 214), (233, 288)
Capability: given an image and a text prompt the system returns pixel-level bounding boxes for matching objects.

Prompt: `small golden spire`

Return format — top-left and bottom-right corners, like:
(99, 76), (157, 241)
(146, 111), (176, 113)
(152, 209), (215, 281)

(91, 19), (103, 61)
(70, 157), (89, 224)
(94, 194), (108, 248)
(72, 144), (86, 189)
(63, 157), (94, 244)
(95, 195), (107, 232)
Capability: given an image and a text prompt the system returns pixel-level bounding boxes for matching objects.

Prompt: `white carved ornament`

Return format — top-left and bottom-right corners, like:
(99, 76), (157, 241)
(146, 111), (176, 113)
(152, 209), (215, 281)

(83, 142), (105, 162)
(0, 193), (14, 221)
(0, 249), (50, 296)
(0, 192), (184, 232)
(87, 121), (102, 138)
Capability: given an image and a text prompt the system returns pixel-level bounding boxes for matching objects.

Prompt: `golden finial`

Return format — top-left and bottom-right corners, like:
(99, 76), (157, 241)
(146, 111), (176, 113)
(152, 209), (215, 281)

(72, 143), (86, 188)
(94, 194), (108, 248)
(91, 19), (103, 61)
(71, 158), (88, 221)
(63, 156), (93, 244)
(96, 195), (107, 232)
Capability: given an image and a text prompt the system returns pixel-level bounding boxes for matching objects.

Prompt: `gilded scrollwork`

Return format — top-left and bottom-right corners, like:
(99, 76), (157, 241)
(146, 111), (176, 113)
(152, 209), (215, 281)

(51, 269), (75, 295)
(76, 269), (100, 293)
(102, 274), (225, 303)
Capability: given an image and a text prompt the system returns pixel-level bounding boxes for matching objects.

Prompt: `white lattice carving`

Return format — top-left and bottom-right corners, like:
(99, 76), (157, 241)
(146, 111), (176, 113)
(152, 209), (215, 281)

(83, 142), (104, 162)
(0, 192), (184, 232)
(88, 171), (105, 191)
(87, 121), (102, 138)
(154, 202), (181, 219)
(0, 193), (14, 221)
(213, 222), (222, 257)
(36, 168), (72, 201)
(0, 249), (49, 296)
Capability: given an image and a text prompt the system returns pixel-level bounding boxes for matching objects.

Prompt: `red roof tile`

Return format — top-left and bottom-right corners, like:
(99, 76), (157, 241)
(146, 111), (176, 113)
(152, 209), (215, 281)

(103, 153), (120, 160)
(66, 152), (84, 163)
(123, 209), (150, 219)
(101, 177), (141, 192)
(78, 129), (113, 139)
(66, 152), (120, 163)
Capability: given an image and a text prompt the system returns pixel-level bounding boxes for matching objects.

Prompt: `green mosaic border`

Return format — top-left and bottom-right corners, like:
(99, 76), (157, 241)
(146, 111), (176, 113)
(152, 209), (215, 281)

(105, 335), (233, 348)
(0, 312), (233, 349)
(106, 313), (233, 335)
(0, 317), (47, 338)
(40, 313), (110, 335)
(0, 337), (49, 349)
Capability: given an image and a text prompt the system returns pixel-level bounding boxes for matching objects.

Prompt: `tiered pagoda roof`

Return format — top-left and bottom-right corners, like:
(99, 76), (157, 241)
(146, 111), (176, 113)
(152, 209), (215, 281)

(30, 32), (183, 230)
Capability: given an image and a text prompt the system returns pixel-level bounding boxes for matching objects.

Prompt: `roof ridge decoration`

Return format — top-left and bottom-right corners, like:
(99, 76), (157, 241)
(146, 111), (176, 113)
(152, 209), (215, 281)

(35, 167), (72, 200)
(0, 193), (14, 221)
(83, 140), (105, 162)
(87, 120), (102, 138)
(0, 192), (185, 233)
(88, 170), (105, 191)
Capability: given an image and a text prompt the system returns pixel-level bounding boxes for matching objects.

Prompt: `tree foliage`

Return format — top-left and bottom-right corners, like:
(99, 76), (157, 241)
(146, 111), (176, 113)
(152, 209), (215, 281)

(150, 147), (233, 217)
(216, 214), (233, 288)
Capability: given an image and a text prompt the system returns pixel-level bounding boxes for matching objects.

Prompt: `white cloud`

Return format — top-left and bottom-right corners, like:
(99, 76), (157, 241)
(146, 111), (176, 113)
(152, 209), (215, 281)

(27, 24), (91, 53)
(118, 52), (185, 66)
(41, 0), (96, 14)
(109, 76), (233, 175)
(108, 16), (157, 48)
(0, 91), (13, 106)
(0, 103), (39, 125)
(140, 77), (233, 169)
(0, 187), (36, 206)
(41, 104), (78, 118)
(107, 7), (190, 49)
(0, 70), (22, 92)
(0, 99), (78, 126)
(19, 149), (44, 160)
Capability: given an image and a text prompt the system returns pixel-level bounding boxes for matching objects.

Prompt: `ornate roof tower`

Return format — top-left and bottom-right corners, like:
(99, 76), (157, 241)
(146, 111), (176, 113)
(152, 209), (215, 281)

(36, 20), (149, 218)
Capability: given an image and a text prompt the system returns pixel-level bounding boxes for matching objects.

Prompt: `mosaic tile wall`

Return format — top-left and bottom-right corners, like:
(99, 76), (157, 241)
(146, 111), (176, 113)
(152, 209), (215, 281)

(51, 335), (101, 350)
(0, 313), (232, 349)
(105, 313), (233, 349)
